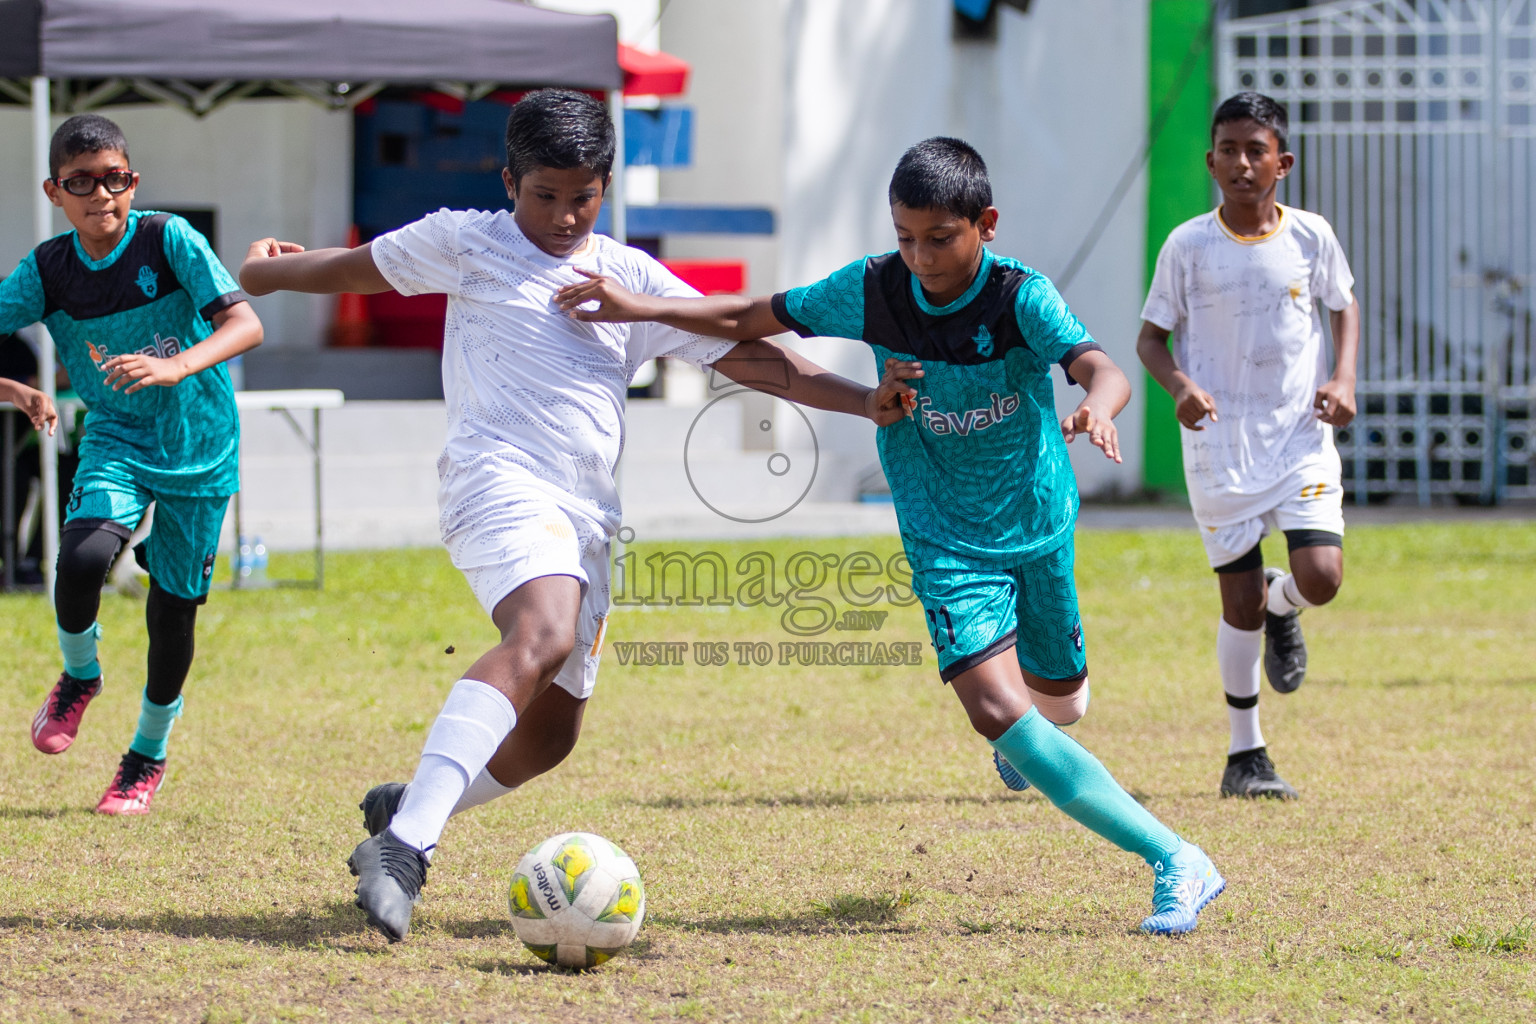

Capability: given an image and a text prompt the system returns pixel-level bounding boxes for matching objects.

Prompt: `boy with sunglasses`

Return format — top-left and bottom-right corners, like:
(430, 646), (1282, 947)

(0, 114), (264, 813)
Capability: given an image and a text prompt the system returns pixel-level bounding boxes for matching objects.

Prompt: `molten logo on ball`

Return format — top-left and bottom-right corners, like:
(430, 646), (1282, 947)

(509, 832), (646, 969)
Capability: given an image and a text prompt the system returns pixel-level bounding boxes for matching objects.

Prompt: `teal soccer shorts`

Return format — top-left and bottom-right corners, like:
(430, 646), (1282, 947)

(912, 539), (1087, 683)
(64, 461), (230, 601)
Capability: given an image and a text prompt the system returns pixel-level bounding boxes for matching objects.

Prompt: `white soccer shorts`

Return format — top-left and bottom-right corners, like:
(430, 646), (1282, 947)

(439, 468), (611, 699)
(1196, 459), (1346, 570)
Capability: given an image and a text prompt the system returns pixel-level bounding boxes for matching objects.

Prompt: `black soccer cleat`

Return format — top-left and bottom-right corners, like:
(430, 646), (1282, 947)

(360, 782), (407, 836)
(1263, 567), (1308, 693)
(347, 830), (429, 942)
(1221, 746), (1299, 800)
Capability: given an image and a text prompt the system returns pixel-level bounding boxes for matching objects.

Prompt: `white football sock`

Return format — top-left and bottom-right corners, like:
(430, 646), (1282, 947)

(1266, 572), (1316, 617)
(450, 767), (518, 816)
(1217, 618), (1265, 754)
(388, 679), (517, 854)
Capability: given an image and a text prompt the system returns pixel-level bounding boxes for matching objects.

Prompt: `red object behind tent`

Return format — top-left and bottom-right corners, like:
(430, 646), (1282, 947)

(619, 43), (689, 96)
(663, 260), (745, 295)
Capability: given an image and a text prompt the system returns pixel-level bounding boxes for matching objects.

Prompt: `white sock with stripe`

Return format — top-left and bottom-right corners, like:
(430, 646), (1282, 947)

(1217, 618), (1264, 755)
(387, 679), (516, 855)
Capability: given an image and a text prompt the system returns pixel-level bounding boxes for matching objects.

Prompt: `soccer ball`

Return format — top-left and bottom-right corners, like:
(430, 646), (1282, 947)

(508, 832), (645, 968)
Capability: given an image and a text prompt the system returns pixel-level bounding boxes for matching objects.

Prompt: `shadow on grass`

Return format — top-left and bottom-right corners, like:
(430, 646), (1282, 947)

(628, 792), (1014, 810)
(442, 917), (515, 940)
(462, 937), (658, 974)
(0, 899), (375, 948)
(0, 806), (97, 820)
(646, 911), (916, 937)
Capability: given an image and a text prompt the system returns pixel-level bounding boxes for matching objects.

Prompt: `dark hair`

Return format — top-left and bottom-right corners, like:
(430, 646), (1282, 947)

(504, 89), (615, 185)
(888, 137), (992, 221)
(49, 114), (130, 179)
(1212, 92), (1290, 153)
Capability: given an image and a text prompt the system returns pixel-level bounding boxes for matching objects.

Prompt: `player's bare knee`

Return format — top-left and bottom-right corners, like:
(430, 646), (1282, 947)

(499, 630), (575, 685)
(1026, 674), (1090, 726)
(1297, 573), (1340, 605)
(1291, 550), (1344, 605)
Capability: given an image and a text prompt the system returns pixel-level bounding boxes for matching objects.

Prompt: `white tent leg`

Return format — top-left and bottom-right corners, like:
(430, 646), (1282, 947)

(33, 76), (59, 597)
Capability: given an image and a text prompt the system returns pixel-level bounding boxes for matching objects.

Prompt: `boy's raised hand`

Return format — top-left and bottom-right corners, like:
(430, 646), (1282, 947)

(555, 270), (654, 322)
(1062, 403), (1122, 463)
(0, 379), (58, 435)
(244, 238), (306, 262)
(239, 238), (307, 296)
(102, 352), (186, 393)
(1172, 380), (1219, 431)
(868, 358), (924, 427)
(1312, 377), (1356, 427)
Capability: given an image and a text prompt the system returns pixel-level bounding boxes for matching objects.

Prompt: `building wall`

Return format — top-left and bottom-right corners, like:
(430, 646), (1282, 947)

(0, 99), (352, 352)
(656, 0), (1151, 498)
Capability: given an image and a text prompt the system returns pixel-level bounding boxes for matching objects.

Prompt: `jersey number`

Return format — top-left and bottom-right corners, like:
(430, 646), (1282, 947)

(926, 605), (957, 653)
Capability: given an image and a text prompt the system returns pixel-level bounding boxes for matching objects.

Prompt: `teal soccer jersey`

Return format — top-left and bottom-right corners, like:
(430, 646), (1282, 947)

(772, 248), (1100, 574)
(0, 210), (246, 497)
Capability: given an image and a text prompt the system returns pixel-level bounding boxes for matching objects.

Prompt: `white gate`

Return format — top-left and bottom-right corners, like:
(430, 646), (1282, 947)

(1218, 0), (1535, 503)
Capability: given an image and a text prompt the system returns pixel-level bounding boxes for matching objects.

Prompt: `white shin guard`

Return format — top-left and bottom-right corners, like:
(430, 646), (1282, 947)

(387, 679), (517, 853)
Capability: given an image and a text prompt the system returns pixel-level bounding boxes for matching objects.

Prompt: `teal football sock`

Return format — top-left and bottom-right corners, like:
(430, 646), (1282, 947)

(58, 622), (103, 680)
(128, 691), (183, 762)
(990, 707), (1181, 867)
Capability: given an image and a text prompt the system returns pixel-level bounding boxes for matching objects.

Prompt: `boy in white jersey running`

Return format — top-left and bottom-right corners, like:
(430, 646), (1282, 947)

(1138, 92), (1360, 801)
(239, 90), (911, 942)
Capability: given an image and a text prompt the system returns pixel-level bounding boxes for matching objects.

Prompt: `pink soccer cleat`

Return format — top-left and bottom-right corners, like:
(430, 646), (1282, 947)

(96, 751), (166, 815)
(31, 673), (103, 754)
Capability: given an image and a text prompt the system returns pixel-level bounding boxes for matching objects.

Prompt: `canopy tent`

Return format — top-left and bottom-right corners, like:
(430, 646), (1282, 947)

(0, 0), (621, 91)
(0, 0), (623, 592)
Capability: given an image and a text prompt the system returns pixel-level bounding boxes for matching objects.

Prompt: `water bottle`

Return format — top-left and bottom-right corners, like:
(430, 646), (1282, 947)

(251, 536), (269, 585)
(237, 537), (253, 580)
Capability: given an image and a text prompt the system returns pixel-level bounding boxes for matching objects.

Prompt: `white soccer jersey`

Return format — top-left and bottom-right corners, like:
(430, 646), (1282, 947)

(1141, 205), (1355, 525)
(371, 209), (735, 536)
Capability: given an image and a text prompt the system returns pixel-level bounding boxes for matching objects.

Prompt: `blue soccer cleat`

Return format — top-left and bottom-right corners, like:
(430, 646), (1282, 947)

(992, 750), (1032, 792)
(1139, 842), (1225, 935)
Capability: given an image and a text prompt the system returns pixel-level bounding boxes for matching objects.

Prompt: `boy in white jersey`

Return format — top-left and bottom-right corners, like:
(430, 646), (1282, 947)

(1138, 93), (1360, 801)
(239, 90), (910, 942)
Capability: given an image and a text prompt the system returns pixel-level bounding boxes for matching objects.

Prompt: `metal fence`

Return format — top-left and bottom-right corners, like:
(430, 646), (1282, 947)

(1218, 0), (1534, 503)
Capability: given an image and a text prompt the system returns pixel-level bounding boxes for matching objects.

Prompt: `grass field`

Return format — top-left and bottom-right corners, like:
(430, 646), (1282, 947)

(1, 521), (1533, 1023)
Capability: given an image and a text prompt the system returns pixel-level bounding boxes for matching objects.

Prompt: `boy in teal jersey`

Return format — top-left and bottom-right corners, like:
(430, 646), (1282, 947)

(0, 114), (264, 814)
(556, 137), (1225, 934)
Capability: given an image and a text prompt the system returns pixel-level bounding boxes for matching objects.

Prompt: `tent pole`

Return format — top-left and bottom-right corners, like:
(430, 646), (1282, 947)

(609, 90), (627, 244)
(32, 76), (60, 598)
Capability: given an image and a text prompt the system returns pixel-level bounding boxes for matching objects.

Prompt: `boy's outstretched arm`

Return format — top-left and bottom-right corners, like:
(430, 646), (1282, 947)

(101, 301), (263, 394)
(712, 340), (921, 428)
(555, 270), (785, 341)
(1136, 320), (1217, 430)
(1315, 298), (1360, 427)
(0, 376), (58, 434)
(1062, 349), (1131, 464)
(239, 238), (393, 297)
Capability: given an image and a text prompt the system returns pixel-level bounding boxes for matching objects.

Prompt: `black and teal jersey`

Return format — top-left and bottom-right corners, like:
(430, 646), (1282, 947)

(772, 248), (1101, 572)
(0, 210), (247, 496)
